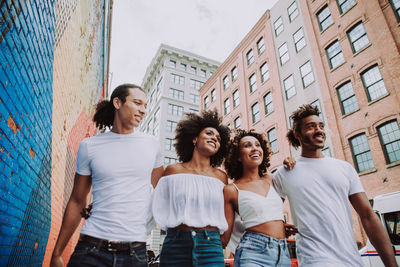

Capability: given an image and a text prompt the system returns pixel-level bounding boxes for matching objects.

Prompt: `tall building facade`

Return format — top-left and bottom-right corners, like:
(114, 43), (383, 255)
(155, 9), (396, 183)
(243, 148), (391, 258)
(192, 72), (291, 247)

(199, 0), (400, 245)
(140, 44), (219, 253)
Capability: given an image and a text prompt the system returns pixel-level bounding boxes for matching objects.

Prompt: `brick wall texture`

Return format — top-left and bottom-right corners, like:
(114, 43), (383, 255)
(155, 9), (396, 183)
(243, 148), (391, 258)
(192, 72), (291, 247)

(0, 0), (111, 266)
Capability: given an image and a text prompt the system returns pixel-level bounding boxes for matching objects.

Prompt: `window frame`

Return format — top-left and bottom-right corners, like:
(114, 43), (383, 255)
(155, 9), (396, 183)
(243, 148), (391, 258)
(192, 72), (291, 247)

(274, 17), (284, 36)
(257, 37), (265, 54)
(231, 66), (238, 82)
(224, 98), (231, 115)
(337, 0), (356, 14)
(204, 96), (209, 109)
(264, 92), (273, 115)
(287, 1), (299, 22)
(325, 40), (345, 69)
(317, 5), (333, 31)
(233, 90), (240, 108)
(223, 75), (229, 90)
(268, 128), (278, 153)
(247, 49), (254, 65)
(251, 102), (260, 124)
(361, 65), (388, 101)
(293, 27), (306, 52)
(349, 133), (375, 173)
(284, 75), (296, 100)
(390, 0), (400, 22)
(337, 81), (358, 115)
(299, 61), (315, 88)
(211, 89), (216, 102)
(260, 62), (269, 83)
(249, 73), (257, 93)
(234, 116), (241, 129)
(347, 22), (370, 54)
(377, 120), (400, 164)
(278, 43), (289, 65)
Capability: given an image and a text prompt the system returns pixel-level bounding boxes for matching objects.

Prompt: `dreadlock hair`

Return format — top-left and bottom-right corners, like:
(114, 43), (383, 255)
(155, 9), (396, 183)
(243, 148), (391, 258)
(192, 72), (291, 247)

(174, 109), (231, 168)
(224, 130), (271, 181)
(287, 104), (320, 149)
(93, 83), (144, 131)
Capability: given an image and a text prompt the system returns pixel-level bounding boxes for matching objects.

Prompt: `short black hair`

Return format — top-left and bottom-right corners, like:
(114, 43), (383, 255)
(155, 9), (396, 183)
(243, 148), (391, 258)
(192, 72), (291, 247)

(287, 104), (320, 148)
(224, 130), (271, 181)
(174, 110), (230, 167)
(93, 83), (144, 131)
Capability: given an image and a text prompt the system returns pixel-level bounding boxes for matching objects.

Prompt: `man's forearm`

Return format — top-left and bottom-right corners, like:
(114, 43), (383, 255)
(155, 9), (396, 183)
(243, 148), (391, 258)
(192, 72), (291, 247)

(52, 199), (85, 256)
(362, 214), (398, 267)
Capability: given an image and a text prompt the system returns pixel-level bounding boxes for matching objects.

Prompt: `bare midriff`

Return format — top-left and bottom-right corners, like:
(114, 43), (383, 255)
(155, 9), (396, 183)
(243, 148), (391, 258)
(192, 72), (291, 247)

(246, 220), (285, 239)
(174, 224), (219, 231)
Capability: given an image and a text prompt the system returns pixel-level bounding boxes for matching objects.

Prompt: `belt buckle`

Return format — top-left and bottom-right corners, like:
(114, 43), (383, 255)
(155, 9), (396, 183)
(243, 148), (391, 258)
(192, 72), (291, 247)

(106, 241), (118, 252)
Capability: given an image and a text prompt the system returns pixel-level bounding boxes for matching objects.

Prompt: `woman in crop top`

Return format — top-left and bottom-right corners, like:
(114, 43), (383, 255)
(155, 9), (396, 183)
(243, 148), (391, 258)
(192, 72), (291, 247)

(152, 110), (231, 266)
(222, 130), (291, 267)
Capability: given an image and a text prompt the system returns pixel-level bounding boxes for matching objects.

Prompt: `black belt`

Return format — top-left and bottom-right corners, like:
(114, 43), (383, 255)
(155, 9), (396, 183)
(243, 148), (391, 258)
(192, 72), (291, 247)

(79, 234), (145, 252)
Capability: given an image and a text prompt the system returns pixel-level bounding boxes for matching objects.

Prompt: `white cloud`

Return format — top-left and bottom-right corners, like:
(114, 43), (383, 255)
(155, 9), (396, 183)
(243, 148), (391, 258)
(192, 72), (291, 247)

(109, 0), (278, 91)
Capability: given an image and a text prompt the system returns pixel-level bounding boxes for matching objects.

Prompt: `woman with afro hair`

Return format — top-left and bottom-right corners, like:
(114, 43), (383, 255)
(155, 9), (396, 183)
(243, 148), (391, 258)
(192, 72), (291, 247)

(152, 110), (231, 266)
(222, 130), (292, 267)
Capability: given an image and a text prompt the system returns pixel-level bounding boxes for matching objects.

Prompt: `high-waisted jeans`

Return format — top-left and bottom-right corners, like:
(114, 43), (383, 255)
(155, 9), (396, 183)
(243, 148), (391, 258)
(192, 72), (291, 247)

(234, 231), (291, 267)
(160, 228), (224, 267)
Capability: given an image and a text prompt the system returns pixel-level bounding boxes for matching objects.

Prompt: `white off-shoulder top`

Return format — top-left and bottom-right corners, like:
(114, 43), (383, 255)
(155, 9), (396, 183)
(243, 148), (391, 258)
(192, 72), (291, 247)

(152, 173), (228, 233)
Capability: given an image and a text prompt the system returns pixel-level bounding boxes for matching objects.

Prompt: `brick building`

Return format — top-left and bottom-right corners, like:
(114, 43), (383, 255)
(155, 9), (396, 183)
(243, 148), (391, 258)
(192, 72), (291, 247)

(199, 0), (400, 245)
(0, 1), (112, 265)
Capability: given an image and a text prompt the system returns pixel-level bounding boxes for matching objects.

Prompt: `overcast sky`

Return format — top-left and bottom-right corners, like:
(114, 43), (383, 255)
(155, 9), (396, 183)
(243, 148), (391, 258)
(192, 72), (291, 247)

(108, 0), (279, 92)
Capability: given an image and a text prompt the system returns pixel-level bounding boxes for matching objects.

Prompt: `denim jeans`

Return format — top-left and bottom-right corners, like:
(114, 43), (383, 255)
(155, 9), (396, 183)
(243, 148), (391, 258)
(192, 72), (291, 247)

(234, 231), (291, 267)
(67, 240), (148, 267)
(160, 228), (224, 267)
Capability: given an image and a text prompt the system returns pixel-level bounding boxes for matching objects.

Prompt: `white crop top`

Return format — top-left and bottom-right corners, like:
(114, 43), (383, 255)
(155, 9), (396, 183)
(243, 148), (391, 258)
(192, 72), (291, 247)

(152, 173), (228, 233)
(233, 183), (284, 229)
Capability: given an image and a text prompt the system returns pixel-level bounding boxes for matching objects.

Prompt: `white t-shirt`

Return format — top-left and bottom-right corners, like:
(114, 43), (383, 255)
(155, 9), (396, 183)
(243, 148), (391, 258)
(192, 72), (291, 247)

(76, 131), (163, 242)
(273, 156), (364, 267)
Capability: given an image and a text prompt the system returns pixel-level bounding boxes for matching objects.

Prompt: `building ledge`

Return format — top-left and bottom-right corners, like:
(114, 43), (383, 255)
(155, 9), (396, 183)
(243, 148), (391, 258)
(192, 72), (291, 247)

(367, 92), (390, 106)
(329, 61), (346, 73)
(341, 108), (360, 119)
(359, 168), (377, 176)
(386, 161), (400, 169)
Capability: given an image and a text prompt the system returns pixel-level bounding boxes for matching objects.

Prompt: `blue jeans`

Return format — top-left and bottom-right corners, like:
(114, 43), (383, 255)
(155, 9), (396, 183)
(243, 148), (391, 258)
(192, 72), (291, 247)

(67, 240), (148, 267)
(234, 232), (291, 267)
(160, 228), (224, 267)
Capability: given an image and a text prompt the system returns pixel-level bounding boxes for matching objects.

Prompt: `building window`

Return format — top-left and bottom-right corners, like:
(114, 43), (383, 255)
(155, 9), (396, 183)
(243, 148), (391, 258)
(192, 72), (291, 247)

(268, 128), (278, 153)
(278, 43), (289, 65)
(390, 0), (400, 22)
(224, 98), (231, 115)
(231, 66), (238, 82)
(288, 1), (299, 22)
(165, 138), (174, 151)
(164, 157), (178, 166)
(260, 62), (269, 83)
(326, 40), (344, 69)
(234, 116), (241, 129)
(166, 120), (177, 132)
(223, 75), (229, 90)
(190, 66), (197, 74)
(200, 69), (207, 77)
(264, 92), (273, 115)
(170, 73), (185, 85)
(311, 99), (324, 121)
(284, 75), (296, 100)
(247, 49), (254, 65)
(350, 134), (374, 173)
(190, 93), (199, 104)
(293, 27), (306, 52)
(169, 88), (184, 100)
(233, 90), (240, 108)
(249, 74), (257, 93)
(300, 61), (315, 88)
(257, 37), (265, 54)
(180, 63), (187, 71)
(274, 17), (284, 36)
(168, 104), (184, 116)
(251, 102), (260, 124)
(190, 79), (204, 90)
(204, 96), (209, 109)
(169, 60), (176, 68)
(337, 0), (356, 14)
(378, 120), (400, 164)
(317, 5), (333, 31)
(211, 89), (216, 102)
(337, 81), (358, 115)
(347, 22), (370, 53)
(322, 147), (332, 157)
(361, 65), (388, 101)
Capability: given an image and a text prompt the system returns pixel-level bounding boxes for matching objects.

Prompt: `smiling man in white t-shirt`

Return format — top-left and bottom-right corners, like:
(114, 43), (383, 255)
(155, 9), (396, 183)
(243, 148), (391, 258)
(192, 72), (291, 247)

(273, 104), (397, 267)
(51, 84), (164, 267)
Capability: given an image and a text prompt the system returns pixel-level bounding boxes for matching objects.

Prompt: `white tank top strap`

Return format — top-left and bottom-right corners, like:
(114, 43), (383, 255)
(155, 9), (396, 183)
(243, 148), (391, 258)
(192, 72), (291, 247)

(232, 183), (239, 191)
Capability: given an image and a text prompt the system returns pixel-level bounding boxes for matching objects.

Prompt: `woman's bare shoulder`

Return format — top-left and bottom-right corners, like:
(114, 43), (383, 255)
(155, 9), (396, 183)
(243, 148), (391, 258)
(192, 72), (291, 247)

(212, 168), (228, 184)
(163, 163), (185, 176)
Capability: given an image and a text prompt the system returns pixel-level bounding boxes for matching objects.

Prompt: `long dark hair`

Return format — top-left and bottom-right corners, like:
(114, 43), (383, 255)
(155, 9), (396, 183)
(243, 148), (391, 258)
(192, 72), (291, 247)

(174, 110), (231, 167)
(93, 83), (144, 131)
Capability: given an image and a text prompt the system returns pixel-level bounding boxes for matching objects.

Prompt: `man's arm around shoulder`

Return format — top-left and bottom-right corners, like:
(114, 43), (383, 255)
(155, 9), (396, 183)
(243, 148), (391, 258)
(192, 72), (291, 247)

(349, 192), (398, 267)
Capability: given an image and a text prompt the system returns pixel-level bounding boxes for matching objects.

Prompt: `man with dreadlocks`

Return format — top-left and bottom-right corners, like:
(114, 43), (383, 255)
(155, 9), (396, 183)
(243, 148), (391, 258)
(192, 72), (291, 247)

(273, 104), (396, 267)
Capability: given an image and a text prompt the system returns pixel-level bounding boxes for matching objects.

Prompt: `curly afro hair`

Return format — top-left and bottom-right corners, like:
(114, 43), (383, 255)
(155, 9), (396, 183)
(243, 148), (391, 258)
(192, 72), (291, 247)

(174, 110), (231, 167)
(287, 104), (320, 149)
(224, 130), (271, 181)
